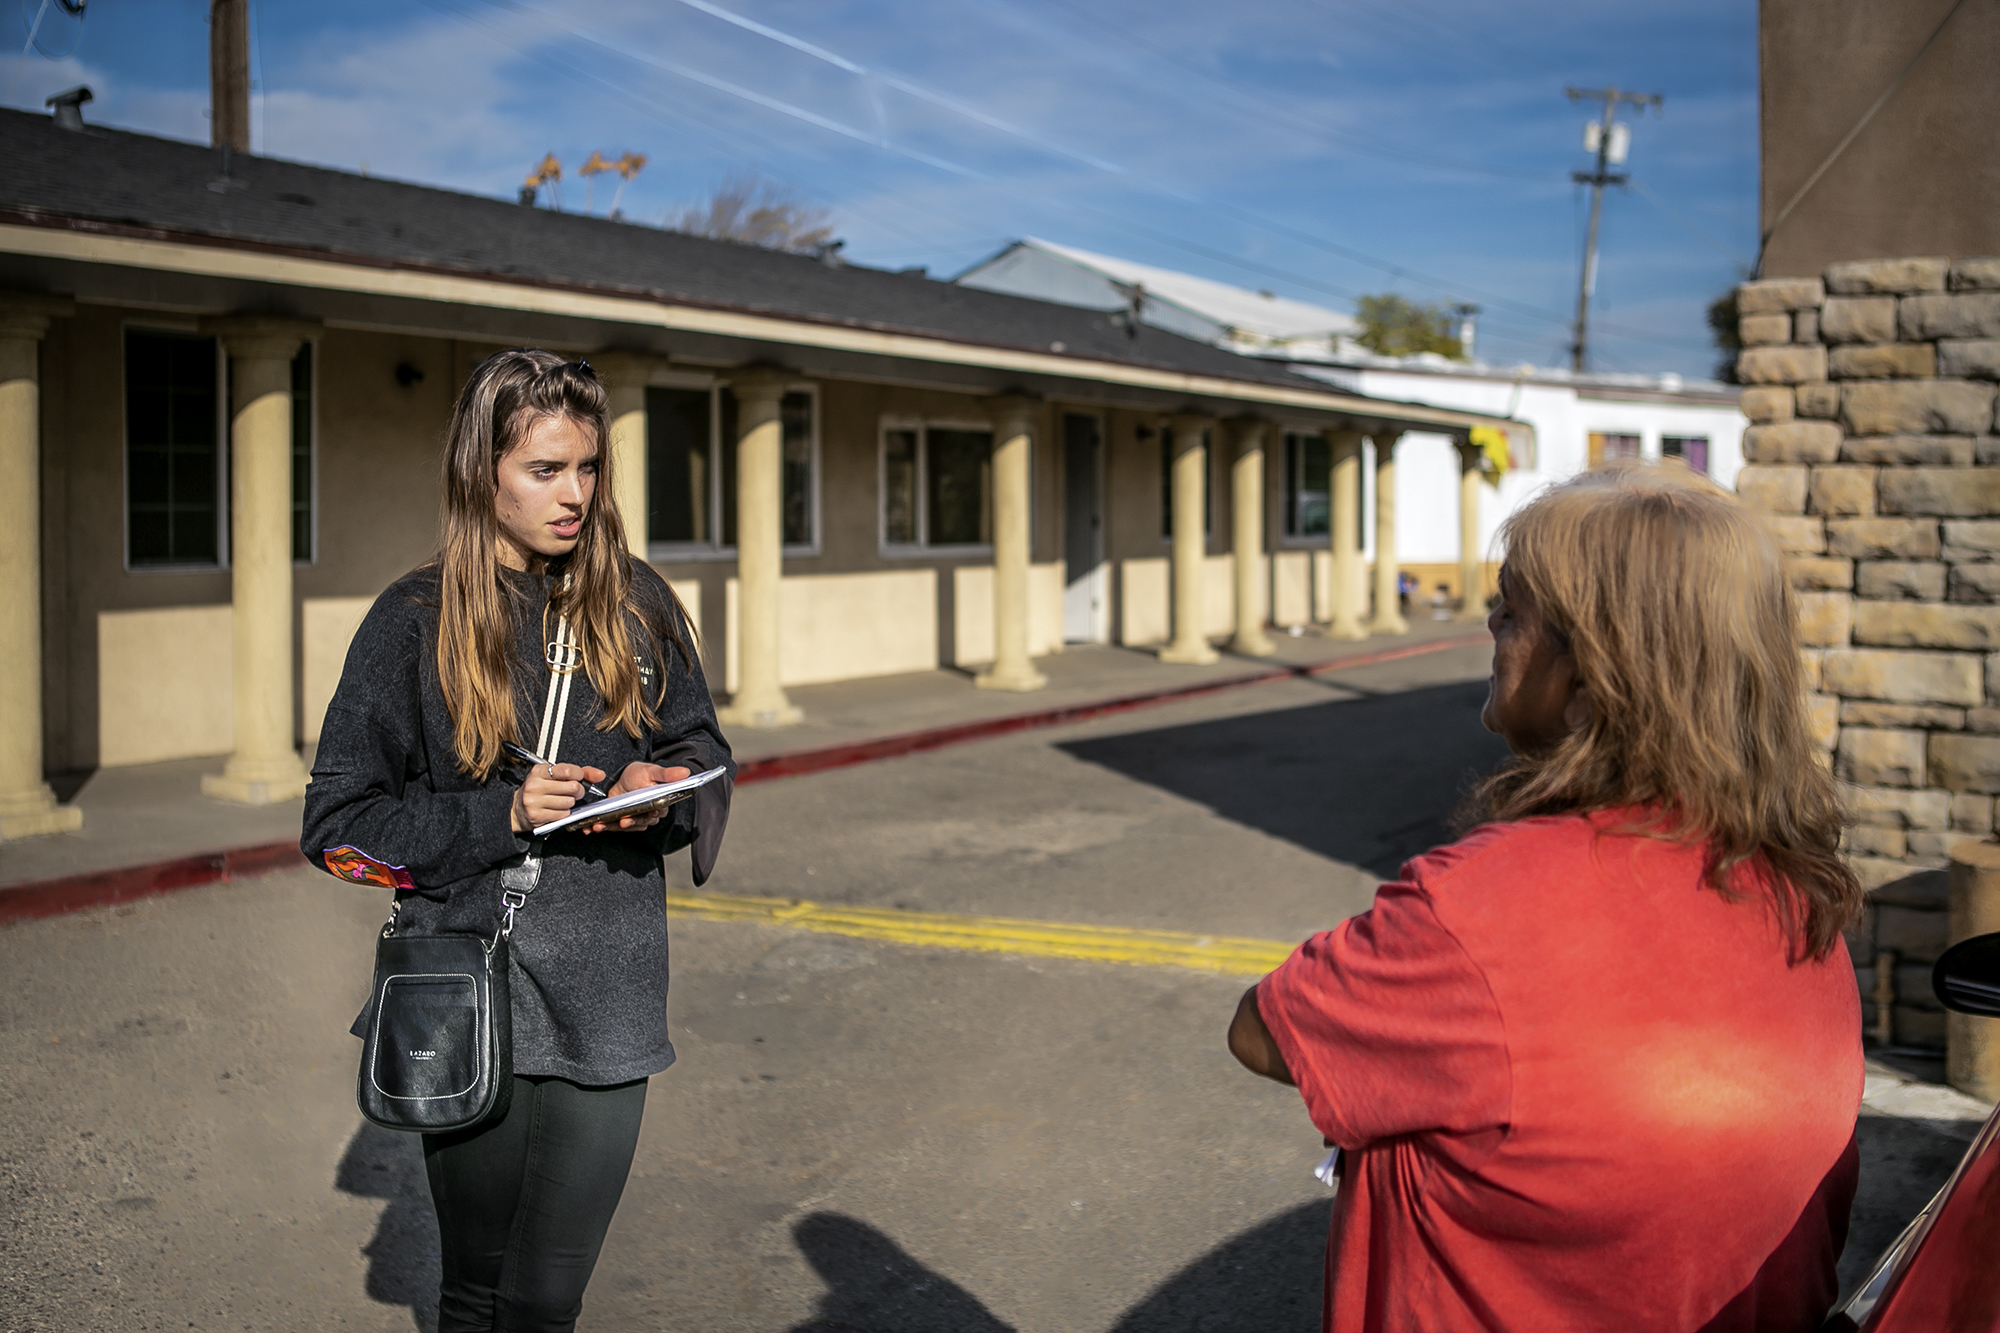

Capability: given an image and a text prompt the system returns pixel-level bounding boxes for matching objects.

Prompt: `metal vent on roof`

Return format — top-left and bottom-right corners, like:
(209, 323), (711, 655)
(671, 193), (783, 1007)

(46, 86), (92, 131)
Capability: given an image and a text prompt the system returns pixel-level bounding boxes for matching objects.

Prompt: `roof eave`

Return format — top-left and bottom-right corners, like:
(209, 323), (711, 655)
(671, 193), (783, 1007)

(0, 210), (1526, 438)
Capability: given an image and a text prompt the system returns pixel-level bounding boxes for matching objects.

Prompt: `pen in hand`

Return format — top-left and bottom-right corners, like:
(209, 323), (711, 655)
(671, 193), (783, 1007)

(501, 740), (609, 802)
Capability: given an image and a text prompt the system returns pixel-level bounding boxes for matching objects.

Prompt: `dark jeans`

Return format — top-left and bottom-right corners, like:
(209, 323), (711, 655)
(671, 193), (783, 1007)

(422, 1075), (648, 1333)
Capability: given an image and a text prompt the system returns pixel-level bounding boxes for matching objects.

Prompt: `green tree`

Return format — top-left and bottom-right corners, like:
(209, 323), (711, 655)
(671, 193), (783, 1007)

(1706, 288), (1742, 383)
(1354, 294), (1465, 359)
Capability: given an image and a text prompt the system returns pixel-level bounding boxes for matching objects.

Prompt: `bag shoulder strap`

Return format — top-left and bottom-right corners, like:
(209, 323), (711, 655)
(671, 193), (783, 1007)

(499, 613), (580, 940)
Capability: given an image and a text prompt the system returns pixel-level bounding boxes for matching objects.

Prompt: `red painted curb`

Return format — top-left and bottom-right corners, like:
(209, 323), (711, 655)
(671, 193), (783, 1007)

(0, 841), (308, 925)
(735, 630), (1489, 786)
(0, 629), (1488, 924)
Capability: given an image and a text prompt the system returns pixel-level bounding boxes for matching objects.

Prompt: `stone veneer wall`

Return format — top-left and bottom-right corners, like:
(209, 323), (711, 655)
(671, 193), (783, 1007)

(1734, 255), (2000, 1051)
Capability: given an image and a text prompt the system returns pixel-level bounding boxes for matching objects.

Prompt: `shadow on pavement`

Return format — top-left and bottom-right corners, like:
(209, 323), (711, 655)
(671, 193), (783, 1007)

(1841, 1113), (1976, 1293)
(1108, 1199), (1329, 1333)
(788, 1212), (1015, 1332)
(334, 1120), (442, 1333)
(1059, 680), (1511, 879)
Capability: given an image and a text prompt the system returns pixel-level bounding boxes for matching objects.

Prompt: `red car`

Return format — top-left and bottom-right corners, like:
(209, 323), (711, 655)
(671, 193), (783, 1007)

(1822, 930), (2000, 1331)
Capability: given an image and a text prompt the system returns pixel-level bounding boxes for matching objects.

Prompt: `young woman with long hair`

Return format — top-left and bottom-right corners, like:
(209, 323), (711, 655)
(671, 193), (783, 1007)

(1231, 463), (1865, 1333)
(303, 349), (733, 1332)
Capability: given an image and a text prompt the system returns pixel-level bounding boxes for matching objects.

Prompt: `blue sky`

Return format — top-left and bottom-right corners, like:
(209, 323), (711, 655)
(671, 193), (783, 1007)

(4, 0), (1757, 376)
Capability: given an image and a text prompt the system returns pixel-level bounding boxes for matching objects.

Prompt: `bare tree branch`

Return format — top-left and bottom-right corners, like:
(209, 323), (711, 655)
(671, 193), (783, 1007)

(669, 173), (836, 253)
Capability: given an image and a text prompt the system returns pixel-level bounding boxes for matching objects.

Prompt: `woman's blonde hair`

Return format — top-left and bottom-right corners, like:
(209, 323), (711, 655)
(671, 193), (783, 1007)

(1472, 462), (1860, 960)
(434, 348), (689, 780)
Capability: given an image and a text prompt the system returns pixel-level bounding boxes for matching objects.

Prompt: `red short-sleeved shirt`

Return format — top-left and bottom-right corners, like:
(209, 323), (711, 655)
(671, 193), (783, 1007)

(1258, 812), (1862, 1333)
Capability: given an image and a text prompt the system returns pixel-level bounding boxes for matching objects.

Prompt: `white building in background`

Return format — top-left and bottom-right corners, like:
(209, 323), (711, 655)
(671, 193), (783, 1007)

(958, 237), (1361, 358)
(958, 238), (1746, 588)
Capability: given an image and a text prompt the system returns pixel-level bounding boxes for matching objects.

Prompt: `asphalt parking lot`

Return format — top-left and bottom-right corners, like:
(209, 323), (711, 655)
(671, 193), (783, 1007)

(0, 643), (1980, 1330)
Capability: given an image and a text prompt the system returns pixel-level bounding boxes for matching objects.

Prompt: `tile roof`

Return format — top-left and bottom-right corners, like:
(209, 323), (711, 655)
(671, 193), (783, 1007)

(0, 109), (1334, 394)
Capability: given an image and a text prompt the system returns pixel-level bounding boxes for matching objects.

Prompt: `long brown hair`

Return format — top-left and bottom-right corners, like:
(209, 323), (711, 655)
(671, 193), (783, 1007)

(1470, 463), (1861, 960)
(434, 348), (686, 779)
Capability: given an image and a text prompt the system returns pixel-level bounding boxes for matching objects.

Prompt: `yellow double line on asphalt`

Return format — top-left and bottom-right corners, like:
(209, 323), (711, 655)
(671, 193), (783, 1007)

(666, 890), (1295, 977)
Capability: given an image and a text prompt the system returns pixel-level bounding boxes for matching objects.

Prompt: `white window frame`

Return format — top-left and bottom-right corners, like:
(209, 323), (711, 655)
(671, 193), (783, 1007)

(645, 374), (822, 563)
(877, 414), (999, 558)
(121, 319), (230, 575)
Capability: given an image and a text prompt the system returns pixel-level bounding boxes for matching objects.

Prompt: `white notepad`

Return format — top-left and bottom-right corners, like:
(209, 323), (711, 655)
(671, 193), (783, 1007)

(532, 765), (729, 837)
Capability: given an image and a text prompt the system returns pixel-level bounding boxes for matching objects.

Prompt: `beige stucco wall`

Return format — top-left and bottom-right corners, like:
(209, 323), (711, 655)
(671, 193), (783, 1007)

(41, 317), (1487, 770)
(1760, 0), (2000, 278)
(39, 312), (476, 770)
(951, 562), (1065, 665)
(97, 606), (232, 766)
(723, 569), (939, 692)
(1273, 550), (1311, 628)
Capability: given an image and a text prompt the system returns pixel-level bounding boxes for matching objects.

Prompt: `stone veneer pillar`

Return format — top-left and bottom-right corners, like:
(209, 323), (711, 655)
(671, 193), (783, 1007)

(1733, 254), (2000, 1058)
(1161, 414), (1219, 665)
(1328, 430), (1367, 640)
(1229, 418), (1275, 657)
(1367, 428), (1408, 636)
(592, 351), (657, 558)
(716, 370), (800, 728)
(200, 316), (318, 806)
(0, 294), (80, 840)
(978, 397), (1047, 692)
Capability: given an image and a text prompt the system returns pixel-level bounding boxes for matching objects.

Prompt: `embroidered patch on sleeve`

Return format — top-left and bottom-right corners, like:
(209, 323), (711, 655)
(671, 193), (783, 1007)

(320, 845), (416, 891)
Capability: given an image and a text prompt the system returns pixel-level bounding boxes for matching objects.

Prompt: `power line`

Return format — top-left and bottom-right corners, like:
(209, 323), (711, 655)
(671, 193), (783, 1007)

(1627, 178), (1750, 268)
(1755, 0), (1970, 275)
(1026, 0), (1548, 183)
(543, 0), (1704, 343)
(444, 0), (1714, 356)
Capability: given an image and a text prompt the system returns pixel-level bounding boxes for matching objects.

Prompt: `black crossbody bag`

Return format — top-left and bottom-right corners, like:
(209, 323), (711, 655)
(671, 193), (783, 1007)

(355, 616), (581, 1134)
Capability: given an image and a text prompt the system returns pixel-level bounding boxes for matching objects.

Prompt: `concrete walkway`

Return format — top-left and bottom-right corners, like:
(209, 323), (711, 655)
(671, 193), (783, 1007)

(0, 619), (1486, 897)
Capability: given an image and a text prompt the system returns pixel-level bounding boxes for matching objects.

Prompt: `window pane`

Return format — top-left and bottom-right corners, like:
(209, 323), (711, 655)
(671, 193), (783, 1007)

(1663, 435), (1709, 475)
(1291, 432), (1330, 536)
(1589, 432), (1642, 467)
(781, 391), (813, 546)
(927, 429), (992, 545)
(125, 329), (219, 566)
(883, 429), (918, 545)
(291, 342), (312, 562)
(647, 386), (711, 545)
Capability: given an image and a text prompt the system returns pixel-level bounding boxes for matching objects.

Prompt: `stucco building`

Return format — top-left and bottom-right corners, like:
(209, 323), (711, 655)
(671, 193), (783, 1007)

(959, 237), (1747, 608)
(0, 107), (1522, 836)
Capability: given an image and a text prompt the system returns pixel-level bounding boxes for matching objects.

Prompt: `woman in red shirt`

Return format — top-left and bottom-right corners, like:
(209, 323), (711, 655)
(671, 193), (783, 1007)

(1231, 463), (1865, 1333)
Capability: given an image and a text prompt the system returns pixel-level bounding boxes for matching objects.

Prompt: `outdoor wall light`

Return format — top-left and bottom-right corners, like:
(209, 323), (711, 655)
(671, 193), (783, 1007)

(394, 362), (424, 388)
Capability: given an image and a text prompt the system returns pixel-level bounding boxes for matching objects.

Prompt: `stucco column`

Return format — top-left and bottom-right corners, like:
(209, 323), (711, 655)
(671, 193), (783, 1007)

(717, 370), (800, 728)
(592, 351), (656, 558)
(1456, 442), (1487, 621)
(978, 397), (1047, 692)
(1161, 413), (1218, 665)
(0, 295), (80, 840)
(201, 317), (318, 805)
(1328, 429), (1366, 641)
(1367, 427), (1408, 636)
(1229, 418), (1274, 657)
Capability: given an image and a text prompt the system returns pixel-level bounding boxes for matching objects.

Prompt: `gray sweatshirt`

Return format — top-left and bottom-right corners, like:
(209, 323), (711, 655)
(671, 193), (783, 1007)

(301, 560), (733, 1086)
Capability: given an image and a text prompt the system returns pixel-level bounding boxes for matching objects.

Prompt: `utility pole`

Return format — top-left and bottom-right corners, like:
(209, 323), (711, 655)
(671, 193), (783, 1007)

(1565, 86), (1660, 372)
(210, 0), (250, 153)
